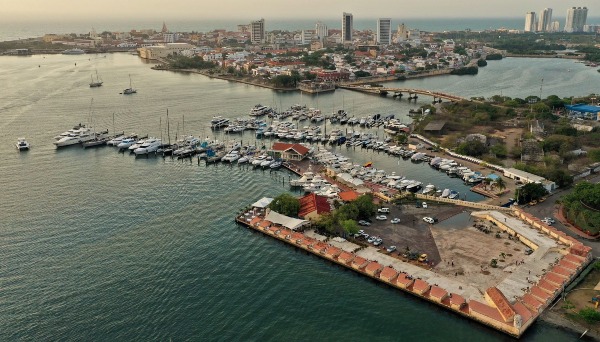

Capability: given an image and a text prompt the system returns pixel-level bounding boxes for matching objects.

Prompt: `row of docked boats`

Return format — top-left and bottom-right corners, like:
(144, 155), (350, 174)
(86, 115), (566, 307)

(52, 124), (111, 148)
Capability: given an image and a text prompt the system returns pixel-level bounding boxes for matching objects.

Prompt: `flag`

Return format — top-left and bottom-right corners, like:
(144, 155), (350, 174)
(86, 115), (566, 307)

(364, 162), (373, 167)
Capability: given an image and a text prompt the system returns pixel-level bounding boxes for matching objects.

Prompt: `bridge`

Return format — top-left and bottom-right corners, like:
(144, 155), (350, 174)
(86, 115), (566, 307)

(338, 85), (470, 103)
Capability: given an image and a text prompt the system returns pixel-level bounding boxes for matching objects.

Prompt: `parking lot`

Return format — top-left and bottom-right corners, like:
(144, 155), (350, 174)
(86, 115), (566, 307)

(351, 202), (465, 266)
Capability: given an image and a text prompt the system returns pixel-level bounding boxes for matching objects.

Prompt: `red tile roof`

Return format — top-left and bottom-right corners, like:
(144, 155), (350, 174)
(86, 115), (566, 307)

(312, 241), (328, 252)
(522, 293), (544, 312)
(299, 237), (315, 246)
(564, 253), (585, 266)
(258, 220), (272, 228)
(449, 293), (466, 307)
(512, 301), (534, 325)
(558, 259), (579, 271)
(351, 256), (368, 268)
(412, 279), (431, 293)
(338, 191), (359, 202)
(530, 286), (552, 303)
(544, 272), (566, 286)
(298, 193), (331, 218)
(396, 274), (414, 286)
(485, 287), (516, 322)
(430, 286), (448, 300)
(324, 246), (342, 257)
(365, 261), (383, 275)
(537, 279), (559, 294)
(550, 265), (573, 278)
(270, 142), (310, 156)
(379, 266), (398, 281)
(469, 300), (505, 322)
(279, 228), (292, 236)
(337, 251), (354, 263)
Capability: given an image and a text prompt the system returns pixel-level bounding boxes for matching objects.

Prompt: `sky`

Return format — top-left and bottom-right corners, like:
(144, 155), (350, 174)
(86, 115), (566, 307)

(1, 0), (594, 21)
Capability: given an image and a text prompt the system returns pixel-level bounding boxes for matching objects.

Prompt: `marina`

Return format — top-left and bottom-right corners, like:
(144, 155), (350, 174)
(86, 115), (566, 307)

(2, 53), (598, 341)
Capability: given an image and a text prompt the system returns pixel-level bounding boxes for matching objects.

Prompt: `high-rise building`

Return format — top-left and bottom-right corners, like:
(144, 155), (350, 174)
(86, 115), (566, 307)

(377, 18), (392, 45)
(251, 19), (265, 44)
(565, 7), (588, 32)
(315, 21), (328, 42)
(342, 12), (353, 43)
(537, 8), (552, 32)
(524, 12), (536, 32)
(396, 23), (408, 41)
(550, 21), (560, 32)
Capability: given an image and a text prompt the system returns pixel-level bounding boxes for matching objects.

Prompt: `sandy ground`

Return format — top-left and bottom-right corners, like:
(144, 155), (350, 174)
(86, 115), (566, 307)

(431, 213), (534, 291)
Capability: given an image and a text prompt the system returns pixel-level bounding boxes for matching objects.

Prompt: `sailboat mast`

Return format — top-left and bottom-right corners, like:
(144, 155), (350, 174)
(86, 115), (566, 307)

(167, 109), (170, 145)
(160, 117), (162, 144)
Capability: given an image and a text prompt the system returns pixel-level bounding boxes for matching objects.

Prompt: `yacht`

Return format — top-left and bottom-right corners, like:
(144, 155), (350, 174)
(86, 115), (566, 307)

(117, 137), (138, 149)
(16, 138), (30, 151)
(406, 181), (423, 192)
(441, 189), (451, 198)
(422, 184), (436, 195)
(449, 190), (459, 199)
(54, 128), (92, 147)
(128, 138), (147, 152)
(290, 172), (314, 187)
(123, 74), (136, 95)
(54, 124), (87, 140)
(249, 104), (270, 116)
(237, 156), (249, 164)
(221, 151), (240, 162)
(89, 71), (103, 87)
(260, 157), (274, 168)
(134, 138), (162, 155)
(62, 48), (85, 55)
(252, 155), (267, 166)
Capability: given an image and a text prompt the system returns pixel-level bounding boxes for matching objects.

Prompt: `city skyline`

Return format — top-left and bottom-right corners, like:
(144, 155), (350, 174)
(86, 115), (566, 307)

(2, 0), (594, 21)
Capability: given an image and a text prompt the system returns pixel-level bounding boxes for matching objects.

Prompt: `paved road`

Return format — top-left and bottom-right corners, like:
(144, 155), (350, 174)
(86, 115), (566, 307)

(523, 174), (600, 257)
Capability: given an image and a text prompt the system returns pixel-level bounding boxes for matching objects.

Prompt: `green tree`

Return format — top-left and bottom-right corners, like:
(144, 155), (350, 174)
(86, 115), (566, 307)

(353, 194), (376, 220)
(268, 193), (300, 217)
(456, 140), (488, 157)
(589, 149), (600, 162)
(515, 183), (548, 204)
(490, 144), (508, 158)
(341, 219), (360, 235)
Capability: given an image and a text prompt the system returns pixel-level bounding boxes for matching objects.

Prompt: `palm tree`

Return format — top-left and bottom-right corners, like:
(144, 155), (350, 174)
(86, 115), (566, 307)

(494, 177), (507, 192)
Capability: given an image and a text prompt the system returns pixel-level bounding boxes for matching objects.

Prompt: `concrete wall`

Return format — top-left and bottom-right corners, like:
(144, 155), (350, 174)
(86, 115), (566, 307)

(415, 194), (512, 211)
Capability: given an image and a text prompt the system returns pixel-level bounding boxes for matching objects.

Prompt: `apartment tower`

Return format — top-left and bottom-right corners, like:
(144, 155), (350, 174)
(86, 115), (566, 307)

(524, 12), (536, 32)
(565, 7), (588, 33)
(342, 12), (353, 43)
(537, 8), (553, 32)
(377, 18), (392, 45)
(251, 19), (265, 44)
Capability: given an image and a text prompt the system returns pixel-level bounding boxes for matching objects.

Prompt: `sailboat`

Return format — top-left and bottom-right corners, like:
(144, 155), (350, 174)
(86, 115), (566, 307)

(89, 70), (103, 87)
(123, 74), (137, 95)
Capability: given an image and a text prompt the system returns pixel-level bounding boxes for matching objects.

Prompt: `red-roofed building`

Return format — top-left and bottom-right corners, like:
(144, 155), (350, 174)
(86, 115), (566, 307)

(522, 293), (544, 313)
(249, 216), (262, 227)
(537, 279), (559, 294)
(351, 256), (368, 270)
(558, 258), (579, 271)
(338, 191), (359, 202)
(544, 272), (566, 287)
(379, 266), (398, 283)
(258, 220), (272, 229)
(512, 301), (534, 326)
(270, 142), (310, 161)
(449, 293), (466, 310)
(364, 261), (384, 276)
(564, 253), (585, 267)
(310, 241), (328, 253)
(469, 300), (506, 326)
(550, 265), (573, 278)
(324, 246), (342, 259)
(412, 279), (431, 295)
(298, 193), (331, 220)
(395, 274), (415, 289)
(290, 232), (304, 242)
(337, 251), (354, 264)
(485, 287), (516, 323)
(299, 237), (315, 248)
(430, 286), (449, 303)
(530, 286), (552, 303)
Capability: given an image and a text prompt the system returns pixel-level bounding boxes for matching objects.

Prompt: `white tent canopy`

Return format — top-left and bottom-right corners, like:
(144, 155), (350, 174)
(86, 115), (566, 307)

(265, 210), (309, 231)
(252, 197), (274, 208)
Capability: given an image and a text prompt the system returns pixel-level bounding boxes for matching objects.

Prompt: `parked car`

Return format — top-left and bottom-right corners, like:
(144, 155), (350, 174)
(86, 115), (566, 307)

(367, 236), (377, 243)
(376, 215), (387, 221)
(422, 202), (428, 209)
(418, 253), (428, 262)
(386, 246), (397, 253)
(373, 238), (383, 246)
(423, 217), (435, 224)
(525, 249), (533, 255)
(358, 220), (371, 226)
(543, 217), (556, 224)
(378, 207), (390, 213)
(358, 230), (365, 235)
(390, 218), (401, 224)
(362, 233), (370, 240)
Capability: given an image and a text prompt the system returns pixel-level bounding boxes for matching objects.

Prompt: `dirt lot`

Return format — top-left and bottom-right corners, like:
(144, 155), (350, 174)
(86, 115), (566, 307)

(431, 212), (535, 289)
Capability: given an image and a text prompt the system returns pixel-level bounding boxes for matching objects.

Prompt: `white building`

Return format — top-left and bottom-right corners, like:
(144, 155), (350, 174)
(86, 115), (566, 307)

(549, 21), (560, 32)
(138, 43), (194, 60)
(342, 12), (353, 43)
(251, 19), (265, 44)
(503, 168), (556, 193)
(537, 8), (552, 32)
(565, 7), (588, 33)
(163, 32), (178, 43)
(377, 18), (392, 45)
(315, 21), (328, 42)
(301, 30), (314, 45)
(524, 12), (536, 32)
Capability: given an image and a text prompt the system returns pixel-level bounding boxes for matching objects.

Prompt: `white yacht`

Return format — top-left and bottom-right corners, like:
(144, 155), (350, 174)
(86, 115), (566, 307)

(134, 139), (162, 155)
(441, 189), (451, 198)
(290, 172), (314, 187)
(128, 138), (147, 151)
(54, 128), (92, 147)
(16, 138), (30, 151)
(54, 124), (87, 140)
(422, 184), (436, 195)
(117, 137), (138, 149)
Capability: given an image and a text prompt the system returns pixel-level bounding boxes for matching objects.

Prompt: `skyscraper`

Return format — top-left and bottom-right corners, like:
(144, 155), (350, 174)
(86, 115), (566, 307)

(537, 8), (552, 32)
(251, 19), (265, 44)
(524, 12), (536, 32)
(377, 18), (392, 45)
(342, 12), (353, 43)
(565, 7), (588, 33)
(315, 21), (328, 42)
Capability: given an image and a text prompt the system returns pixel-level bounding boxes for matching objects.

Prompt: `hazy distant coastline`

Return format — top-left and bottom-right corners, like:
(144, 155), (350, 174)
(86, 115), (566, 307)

(3, 17), (598, 42)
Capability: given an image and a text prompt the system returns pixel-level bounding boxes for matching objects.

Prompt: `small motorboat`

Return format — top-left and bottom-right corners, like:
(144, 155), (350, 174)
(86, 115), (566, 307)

(16, 138), (30, 151)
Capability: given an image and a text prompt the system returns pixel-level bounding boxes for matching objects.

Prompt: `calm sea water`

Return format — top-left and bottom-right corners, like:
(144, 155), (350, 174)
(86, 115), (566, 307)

(0, 54), (593, 340)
